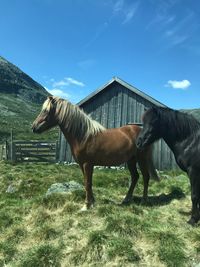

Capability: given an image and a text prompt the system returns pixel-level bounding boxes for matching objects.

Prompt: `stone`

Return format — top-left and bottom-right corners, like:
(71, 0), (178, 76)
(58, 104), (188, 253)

(46, 181), (83, 196)
(6, 184), (17, 193)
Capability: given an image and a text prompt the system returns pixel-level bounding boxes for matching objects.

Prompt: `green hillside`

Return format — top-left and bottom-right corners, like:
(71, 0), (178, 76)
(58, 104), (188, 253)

(0, 93), (58, 142)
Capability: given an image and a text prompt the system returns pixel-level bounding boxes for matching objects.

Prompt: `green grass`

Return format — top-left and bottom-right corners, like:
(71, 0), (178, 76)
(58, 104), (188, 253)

(0, 162), (199, 266)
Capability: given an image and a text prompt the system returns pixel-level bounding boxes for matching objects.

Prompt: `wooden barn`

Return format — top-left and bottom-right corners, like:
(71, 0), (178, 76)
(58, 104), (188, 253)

(58, 77), (177, 170)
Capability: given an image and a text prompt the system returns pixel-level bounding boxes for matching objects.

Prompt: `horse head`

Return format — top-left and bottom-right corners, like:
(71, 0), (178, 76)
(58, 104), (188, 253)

(32, 96), (58, 133)
(136, 107), (161, 149)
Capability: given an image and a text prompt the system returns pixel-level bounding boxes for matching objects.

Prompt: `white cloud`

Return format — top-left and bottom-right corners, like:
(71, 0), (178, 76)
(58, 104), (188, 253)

(52, 80), (68, 88)
(165, 79), (191, 90)
(122, 6), (138, 24)
(66, 77), (85, 87)
(52, 77), (85, 88)
(46, 88), (70, 99)
(113, 0), (124, 13)
(44, 76), (85, 101)
(112, 0), (139, 24)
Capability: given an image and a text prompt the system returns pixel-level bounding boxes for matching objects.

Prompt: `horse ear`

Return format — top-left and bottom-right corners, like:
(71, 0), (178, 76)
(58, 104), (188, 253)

(48, 96), (56, 104)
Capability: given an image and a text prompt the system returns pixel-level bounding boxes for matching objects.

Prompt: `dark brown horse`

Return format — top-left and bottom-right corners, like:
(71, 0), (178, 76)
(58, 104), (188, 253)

(32, 96), (159, 210)
(136, 106), (200, 225)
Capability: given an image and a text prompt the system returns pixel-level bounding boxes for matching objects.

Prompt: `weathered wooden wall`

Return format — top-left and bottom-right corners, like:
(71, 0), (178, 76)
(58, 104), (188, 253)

(58, 80), (178, 170)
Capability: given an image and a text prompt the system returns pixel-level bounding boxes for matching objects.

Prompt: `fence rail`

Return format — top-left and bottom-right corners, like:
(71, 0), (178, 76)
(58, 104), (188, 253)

(8, 140), (59, 162)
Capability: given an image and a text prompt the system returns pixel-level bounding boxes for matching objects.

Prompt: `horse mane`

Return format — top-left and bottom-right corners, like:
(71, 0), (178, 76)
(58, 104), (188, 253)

(43, 96), (106, 142)
(152, 107), (200, 138)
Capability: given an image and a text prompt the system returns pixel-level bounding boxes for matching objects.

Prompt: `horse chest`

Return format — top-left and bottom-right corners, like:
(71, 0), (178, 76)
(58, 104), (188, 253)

(174, 138), (200, 171)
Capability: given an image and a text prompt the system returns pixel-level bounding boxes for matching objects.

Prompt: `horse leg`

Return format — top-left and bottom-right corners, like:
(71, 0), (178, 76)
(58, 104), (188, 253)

(188, 170), (200, 225)
(148, 156), (160, 181)
(80, 162), (95, 211)
(146, 145), (160, 182)
(138, 155), (150, 203)
(122, 157), (139, 204)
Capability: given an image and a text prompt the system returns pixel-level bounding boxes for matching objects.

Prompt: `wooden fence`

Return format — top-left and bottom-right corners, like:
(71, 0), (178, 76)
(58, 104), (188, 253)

(0, 144), (7, 161)
(8, 140), (59, 163)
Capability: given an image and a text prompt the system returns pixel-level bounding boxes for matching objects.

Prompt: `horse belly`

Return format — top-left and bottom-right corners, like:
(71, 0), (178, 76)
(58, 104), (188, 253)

(90, 142), (135, 166)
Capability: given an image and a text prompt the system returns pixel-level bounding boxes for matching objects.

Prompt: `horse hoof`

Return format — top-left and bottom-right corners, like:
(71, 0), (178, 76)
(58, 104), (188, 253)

(121, 197), (132, 205)
(80, 205), (88, 212)
(187, 217), (198, 226)
(80, 203), (94, 212)
(140, 198), (148, 205)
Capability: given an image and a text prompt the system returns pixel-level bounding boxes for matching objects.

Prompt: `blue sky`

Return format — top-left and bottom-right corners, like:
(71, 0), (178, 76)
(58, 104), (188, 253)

(0, 0), (200, 109)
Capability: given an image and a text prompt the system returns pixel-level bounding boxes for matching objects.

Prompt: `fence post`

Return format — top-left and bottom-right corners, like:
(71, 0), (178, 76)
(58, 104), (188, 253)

(55, 140), (59, 162)
(10, 129), (16, 162)
(5, 141), (8, 160)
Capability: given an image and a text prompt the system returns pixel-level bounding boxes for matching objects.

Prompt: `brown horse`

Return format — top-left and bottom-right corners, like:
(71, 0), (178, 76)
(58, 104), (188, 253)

(32, 96), (159, 210)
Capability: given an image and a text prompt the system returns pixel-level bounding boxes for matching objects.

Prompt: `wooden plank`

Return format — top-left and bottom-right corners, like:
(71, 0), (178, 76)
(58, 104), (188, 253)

(107, 90), (115, 128)
(18, 158), (56, 162)
(121, 89), (128, 125)
(15, 147), (56, 152)
(15, 153), (56, 158)
(15, 152), (56, 156)
(13, 140), (56, 144)
(15, 143), (56, 149)
(115, 87), (122, 127)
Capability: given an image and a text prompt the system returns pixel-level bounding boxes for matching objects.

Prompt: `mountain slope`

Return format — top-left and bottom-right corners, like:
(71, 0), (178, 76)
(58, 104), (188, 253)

(0, 56), (49, 104)
(0, 56), (57, 142)
(183, 108), (200, 121)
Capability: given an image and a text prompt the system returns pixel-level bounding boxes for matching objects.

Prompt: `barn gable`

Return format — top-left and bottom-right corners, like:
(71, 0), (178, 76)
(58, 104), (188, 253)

(78, 77), (166, 129)
(58, 77), (177, 170)
(78, 77), (166, 108)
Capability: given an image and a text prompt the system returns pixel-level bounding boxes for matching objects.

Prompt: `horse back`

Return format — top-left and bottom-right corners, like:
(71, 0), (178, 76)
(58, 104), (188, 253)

(117, 124), (141, 139)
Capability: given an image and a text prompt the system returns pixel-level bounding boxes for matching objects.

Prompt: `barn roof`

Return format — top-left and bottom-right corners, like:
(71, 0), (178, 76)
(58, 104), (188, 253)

(77, 77), (166, 107)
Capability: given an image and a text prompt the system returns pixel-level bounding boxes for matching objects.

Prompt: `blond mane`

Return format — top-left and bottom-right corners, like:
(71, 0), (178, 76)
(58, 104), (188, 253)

(43, 96), (105, 142)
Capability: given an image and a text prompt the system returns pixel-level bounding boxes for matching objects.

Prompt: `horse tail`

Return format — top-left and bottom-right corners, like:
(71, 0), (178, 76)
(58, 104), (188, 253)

(148, 145), (160, 181)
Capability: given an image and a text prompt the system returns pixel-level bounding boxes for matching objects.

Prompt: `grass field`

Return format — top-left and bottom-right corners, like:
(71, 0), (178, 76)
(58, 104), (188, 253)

(0, 162), (200, 267)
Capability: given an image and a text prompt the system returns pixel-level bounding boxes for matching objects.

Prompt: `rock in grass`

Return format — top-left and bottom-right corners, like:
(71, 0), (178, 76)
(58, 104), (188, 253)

(6, 180), (23, 193)
(46, 181), (83, 196)
(6, 184), (17, 193)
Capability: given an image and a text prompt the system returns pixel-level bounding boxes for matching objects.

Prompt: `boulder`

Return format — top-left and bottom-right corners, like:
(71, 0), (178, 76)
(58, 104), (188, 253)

(46, 181), (83, 196)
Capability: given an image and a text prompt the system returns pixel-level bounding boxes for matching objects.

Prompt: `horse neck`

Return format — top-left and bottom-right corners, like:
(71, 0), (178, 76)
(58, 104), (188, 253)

(57, 104), (86, 144)
(57, 102), (104, 146)
(59, 124), (79, 149)
(159, 111), (199, 152)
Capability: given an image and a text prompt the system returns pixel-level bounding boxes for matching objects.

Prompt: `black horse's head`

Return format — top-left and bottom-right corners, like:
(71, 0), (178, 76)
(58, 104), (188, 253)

(136, 107), (161, 149)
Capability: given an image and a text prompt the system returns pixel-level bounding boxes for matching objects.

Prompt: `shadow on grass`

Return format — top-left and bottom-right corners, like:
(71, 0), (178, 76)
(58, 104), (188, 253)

(102, 187), (185, 207)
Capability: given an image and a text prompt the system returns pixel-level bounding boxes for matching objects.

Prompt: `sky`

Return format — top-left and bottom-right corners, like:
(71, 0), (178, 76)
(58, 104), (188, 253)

(0, 0), (200, 109)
